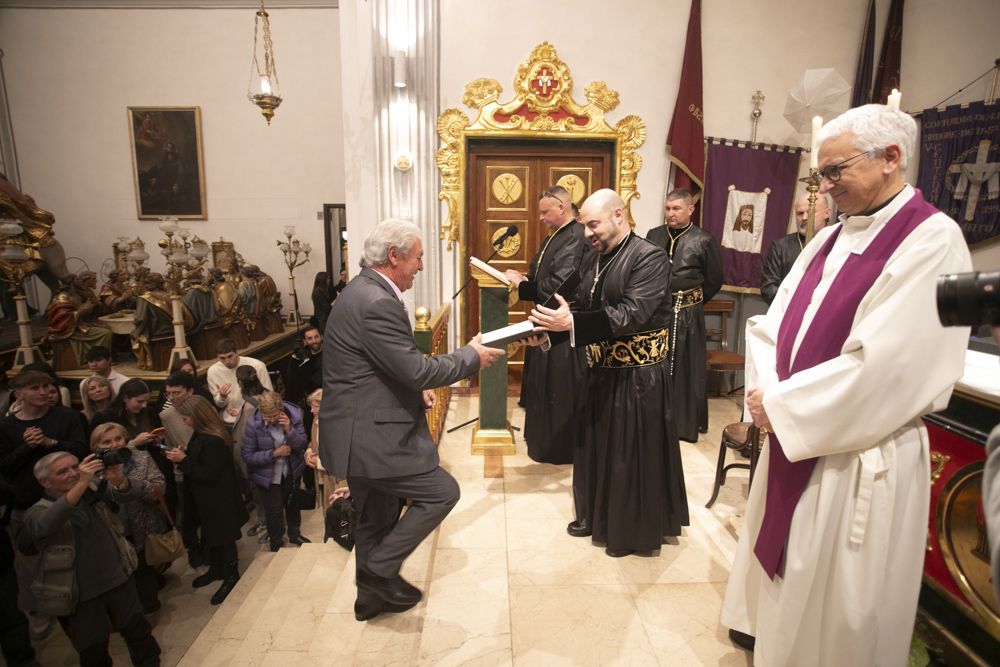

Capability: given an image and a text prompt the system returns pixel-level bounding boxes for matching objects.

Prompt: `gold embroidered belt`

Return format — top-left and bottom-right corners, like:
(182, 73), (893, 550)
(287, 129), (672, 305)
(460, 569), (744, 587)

(672, 286), (703, 310)
(586, 328), (668, 369)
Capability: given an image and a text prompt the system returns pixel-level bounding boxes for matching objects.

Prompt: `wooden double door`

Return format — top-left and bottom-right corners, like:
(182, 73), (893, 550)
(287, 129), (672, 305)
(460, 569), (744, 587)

(466, 140), (613, 387)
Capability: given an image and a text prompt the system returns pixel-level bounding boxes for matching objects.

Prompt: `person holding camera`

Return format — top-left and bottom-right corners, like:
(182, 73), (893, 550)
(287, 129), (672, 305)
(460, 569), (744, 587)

(721, 104), (973, 666)
(91, 422), (167, 614)
(240, 390), (309, 551)
(21, 451), (161, 666)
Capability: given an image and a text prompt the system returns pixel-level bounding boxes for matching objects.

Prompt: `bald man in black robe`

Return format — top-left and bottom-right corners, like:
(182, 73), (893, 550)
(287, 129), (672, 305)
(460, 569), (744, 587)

(530, 189), (689, 557)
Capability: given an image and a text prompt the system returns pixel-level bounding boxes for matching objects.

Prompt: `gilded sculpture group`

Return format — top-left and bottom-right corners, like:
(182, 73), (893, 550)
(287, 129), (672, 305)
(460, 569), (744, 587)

(43, 247), (283, 371)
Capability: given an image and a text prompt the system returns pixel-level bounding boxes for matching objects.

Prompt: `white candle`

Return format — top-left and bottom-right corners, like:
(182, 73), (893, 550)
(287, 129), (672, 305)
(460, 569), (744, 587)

(810, 116), (823, 169)
(887, 88), (901, 110)
(261, 77), (272, 95)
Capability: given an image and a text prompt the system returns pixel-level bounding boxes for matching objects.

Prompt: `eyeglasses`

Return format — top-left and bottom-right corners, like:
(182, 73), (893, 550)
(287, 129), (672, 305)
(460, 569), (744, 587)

(817, 150), (874, 182)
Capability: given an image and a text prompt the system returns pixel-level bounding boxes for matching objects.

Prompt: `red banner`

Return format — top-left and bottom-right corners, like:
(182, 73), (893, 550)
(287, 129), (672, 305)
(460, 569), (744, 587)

(667, 0), (704, 199)
(872, 0), (905, 105)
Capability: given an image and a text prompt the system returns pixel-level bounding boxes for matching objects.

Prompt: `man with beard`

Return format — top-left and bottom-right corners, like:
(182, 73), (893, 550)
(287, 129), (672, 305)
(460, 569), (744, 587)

(759, 193), (832, 305)
(285, 326), (324, 431)
(646, 189), (723, 441)
(504, 185), (589, 474)
(530, 189), (689, 557)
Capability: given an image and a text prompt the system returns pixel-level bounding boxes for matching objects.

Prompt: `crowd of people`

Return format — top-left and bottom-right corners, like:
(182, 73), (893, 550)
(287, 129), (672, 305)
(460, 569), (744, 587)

(0, 321), (334, 666)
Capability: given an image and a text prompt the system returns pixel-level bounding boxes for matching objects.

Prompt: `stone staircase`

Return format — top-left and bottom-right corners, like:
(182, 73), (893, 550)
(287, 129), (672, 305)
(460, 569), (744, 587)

(178, 530), (440, 666)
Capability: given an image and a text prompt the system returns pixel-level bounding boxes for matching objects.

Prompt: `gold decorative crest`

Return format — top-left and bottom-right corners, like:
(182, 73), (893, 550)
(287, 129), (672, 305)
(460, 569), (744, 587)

(436, 42), (646, 249)
(490, 227), (521, 258)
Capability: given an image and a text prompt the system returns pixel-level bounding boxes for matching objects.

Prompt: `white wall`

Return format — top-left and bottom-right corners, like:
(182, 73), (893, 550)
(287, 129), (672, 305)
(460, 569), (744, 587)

(439, 0), (1000, 276)
(0, 7), (344, 312)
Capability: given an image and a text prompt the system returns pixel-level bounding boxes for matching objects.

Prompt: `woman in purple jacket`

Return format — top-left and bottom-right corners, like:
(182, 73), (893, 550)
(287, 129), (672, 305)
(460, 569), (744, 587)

(240, 391), (310, 551)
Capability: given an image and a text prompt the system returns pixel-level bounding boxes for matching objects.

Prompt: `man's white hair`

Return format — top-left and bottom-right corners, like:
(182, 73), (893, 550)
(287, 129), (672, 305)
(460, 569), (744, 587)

(34, 451), (78, 481)
(360, 218), (422, 269)
(817, 104), (917, 170)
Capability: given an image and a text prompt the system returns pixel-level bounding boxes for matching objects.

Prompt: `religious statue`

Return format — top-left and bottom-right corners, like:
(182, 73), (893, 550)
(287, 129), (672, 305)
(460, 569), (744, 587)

(248, 264), (282, 335)
(236, 265), (260, 337)
(132, 272), (192, 369)
(44, 270), (114, 367)
(98, 269), (136, 313)
(208, 267), (241, 328)
(181, 269), (217, 336)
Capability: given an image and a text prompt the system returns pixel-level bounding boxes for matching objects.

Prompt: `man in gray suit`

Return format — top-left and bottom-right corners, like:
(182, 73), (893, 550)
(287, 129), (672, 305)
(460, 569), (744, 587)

(319, 218), (504, 621)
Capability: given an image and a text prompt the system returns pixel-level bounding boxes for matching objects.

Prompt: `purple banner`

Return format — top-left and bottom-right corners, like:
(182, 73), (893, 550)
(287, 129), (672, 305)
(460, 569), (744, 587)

(917, 101), (1000, 245)
(702, 141), (803, 290)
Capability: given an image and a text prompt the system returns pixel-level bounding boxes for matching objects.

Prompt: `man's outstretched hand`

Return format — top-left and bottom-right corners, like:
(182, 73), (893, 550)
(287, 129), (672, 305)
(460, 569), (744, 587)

(469, 333), (506, 368)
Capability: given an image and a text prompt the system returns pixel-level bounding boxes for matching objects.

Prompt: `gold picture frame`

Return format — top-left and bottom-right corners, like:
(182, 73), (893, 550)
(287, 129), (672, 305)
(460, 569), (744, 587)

(127, 106), (207, 220)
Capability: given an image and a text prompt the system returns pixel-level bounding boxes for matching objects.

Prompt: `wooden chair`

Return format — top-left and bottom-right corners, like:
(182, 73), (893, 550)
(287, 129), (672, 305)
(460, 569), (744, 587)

(704, 298), (745, 395)
(706, 421), (761, 508)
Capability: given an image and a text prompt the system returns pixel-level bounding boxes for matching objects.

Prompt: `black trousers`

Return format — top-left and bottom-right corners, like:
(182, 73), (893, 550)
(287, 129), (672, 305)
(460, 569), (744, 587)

(0, 563), (33, 667)
(57, 578), (160, 667)
(258, 475), (301, 550)
(131, 548), (159, 612)
(207, 541), (239, 578)
(348, 466), (459, 579)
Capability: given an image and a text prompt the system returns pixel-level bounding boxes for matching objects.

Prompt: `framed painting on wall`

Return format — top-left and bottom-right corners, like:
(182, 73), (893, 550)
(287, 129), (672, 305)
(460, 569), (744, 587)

(127, 106), (207, 219)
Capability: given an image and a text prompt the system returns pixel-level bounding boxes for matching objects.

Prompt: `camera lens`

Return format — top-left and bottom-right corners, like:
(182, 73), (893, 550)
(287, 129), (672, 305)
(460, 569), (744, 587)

(936, 271), (1000, 327)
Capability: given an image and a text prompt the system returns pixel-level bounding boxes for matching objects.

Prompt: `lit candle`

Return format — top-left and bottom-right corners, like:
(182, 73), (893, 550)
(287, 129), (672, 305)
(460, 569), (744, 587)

(261, 77), (272, 95)
(810, 116), (823, 169)
(887, 88), (901, 110)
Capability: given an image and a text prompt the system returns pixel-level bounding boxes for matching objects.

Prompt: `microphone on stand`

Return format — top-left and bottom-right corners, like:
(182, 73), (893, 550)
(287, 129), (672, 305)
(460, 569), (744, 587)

(451, 225), (518, 301)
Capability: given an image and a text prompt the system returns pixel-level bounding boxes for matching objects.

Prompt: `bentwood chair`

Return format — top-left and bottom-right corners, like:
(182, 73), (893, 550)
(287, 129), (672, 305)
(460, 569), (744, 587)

(706, 421), (761, 508)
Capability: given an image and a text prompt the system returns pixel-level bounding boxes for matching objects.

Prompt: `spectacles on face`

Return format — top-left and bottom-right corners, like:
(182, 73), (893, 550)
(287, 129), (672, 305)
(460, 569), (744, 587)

(817, 150), (874, 182)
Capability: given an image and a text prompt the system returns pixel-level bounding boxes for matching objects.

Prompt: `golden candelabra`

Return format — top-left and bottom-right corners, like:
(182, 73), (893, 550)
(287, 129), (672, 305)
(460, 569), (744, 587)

(797, 169), (823, 244)
(0, 218), (42, 367)
(156, 218), (210, 368)
(277, 225), (311, 327)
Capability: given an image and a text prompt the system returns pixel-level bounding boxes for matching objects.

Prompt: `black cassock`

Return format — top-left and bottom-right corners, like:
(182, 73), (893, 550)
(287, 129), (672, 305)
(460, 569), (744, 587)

(759, 232), (803, 305)
(570, 233), (689, 552)
(646, 224), (722, 442)
(517, 220), (589, 465)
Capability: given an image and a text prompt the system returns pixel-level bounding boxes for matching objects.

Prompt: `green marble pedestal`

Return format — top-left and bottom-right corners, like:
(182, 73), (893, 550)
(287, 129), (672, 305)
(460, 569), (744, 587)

(470, 265), (515, 474)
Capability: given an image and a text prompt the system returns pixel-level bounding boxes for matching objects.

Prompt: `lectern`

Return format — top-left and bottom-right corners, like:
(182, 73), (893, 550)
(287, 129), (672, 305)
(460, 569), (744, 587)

(469, 262), (515, 477)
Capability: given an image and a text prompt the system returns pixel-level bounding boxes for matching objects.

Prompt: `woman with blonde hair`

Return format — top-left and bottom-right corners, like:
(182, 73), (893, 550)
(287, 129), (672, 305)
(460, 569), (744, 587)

(303, 388), (347, 506)
(81, 374), (114, 422)
(241, 390), (309, 551)
(165, 396), (246, 605)
(91, 421), (167, 613)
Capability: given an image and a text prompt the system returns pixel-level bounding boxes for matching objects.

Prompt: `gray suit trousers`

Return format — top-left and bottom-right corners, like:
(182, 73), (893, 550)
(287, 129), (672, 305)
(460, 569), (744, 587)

(348, 467), (460, 578)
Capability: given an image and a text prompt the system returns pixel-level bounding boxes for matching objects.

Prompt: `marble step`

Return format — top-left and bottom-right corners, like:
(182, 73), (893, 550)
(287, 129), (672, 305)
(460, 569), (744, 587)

(178, 547), (300, 666)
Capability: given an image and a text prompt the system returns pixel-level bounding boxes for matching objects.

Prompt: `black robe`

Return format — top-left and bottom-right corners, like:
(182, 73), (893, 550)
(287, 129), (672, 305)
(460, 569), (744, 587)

(517, 220), (590, 465)
(646, 224), (723, 442)
(570, 233), (689, 552)
(760, 232), (803, 305)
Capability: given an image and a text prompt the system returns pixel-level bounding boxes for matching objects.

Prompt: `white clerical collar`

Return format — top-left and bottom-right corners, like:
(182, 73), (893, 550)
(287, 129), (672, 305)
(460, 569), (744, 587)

(372, 268), (404, 301)
(838, 184), (915, 253)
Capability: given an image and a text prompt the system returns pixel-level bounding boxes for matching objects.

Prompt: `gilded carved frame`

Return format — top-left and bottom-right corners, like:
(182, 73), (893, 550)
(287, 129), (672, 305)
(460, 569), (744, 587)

(435, 42), (647, 256)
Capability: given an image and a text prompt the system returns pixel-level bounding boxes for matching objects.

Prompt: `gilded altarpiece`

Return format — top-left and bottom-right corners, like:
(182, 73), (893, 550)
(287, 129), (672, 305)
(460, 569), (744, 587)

(436, 42), (647, 340)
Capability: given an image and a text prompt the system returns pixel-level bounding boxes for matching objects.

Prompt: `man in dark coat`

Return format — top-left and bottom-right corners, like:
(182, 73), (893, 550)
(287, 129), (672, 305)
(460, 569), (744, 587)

(530, 189), (689, 558)
(319, 219), (504, 621)
(646, 188), (723, 442)
(505, 185), (589, 467)
(759, 193), (832, 305)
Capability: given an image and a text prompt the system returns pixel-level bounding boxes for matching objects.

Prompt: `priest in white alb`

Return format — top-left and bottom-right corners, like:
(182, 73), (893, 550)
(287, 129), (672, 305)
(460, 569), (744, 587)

(721, 103), (973, 666)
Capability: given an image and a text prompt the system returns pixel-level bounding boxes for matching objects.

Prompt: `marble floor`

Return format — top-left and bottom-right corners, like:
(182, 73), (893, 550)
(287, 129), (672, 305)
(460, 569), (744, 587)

(25, 394), (754, 666)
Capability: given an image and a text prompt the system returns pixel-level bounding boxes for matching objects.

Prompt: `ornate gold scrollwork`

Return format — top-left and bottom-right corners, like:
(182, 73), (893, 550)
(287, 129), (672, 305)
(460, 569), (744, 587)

(930, 451), (951, 485)
(436, 41), (647, 249)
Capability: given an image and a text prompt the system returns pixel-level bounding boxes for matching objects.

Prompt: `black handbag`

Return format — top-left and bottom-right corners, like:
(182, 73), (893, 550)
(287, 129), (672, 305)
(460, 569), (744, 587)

(289, 484), (317, 511)
(324, 497), (357, 551)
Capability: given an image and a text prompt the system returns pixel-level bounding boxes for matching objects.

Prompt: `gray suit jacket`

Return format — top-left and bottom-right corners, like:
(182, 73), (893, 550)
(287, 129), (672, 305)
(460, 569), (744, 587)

(318, 267), (480, 479)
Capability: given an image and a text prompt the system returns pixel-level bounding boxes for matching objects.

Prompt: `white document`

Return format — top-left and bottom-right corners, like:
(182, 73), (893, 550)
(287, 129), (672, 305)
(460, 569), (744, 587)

(469, 256), (511, 286)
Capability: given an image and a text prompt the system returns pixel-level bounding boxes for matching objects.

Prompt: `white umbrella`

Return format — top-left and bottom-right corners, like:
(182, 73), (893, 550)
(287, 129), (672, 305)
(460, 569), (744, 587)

(783, 68), (852, 132)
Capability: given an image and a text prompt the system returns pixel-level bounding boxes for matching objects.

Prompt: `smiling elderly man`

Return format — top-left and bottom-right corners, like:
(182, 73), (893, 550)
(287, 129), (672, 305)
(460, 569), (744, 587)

(721, 104), (973, 665)
(319, 218), (504, 622)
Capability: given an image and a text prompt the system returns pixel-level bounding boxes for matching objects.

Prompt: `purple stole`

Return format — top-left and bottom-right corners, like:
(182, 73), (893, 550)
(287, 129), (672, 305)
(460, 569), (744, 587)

(753, 192), (937, 580)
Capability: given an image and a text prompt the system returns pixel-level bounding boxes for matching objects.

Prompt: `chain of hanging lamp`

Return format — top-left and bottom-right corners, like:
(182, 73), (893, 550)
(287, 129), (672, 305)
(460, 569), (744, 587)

(248, 0), (282, 124)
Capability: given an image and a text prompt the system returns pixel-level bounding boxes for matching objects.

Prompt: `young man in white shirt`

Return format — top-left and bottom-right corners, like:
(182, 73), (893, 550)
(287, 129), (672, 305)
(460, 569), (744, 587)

(206, 339), (272, 425)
